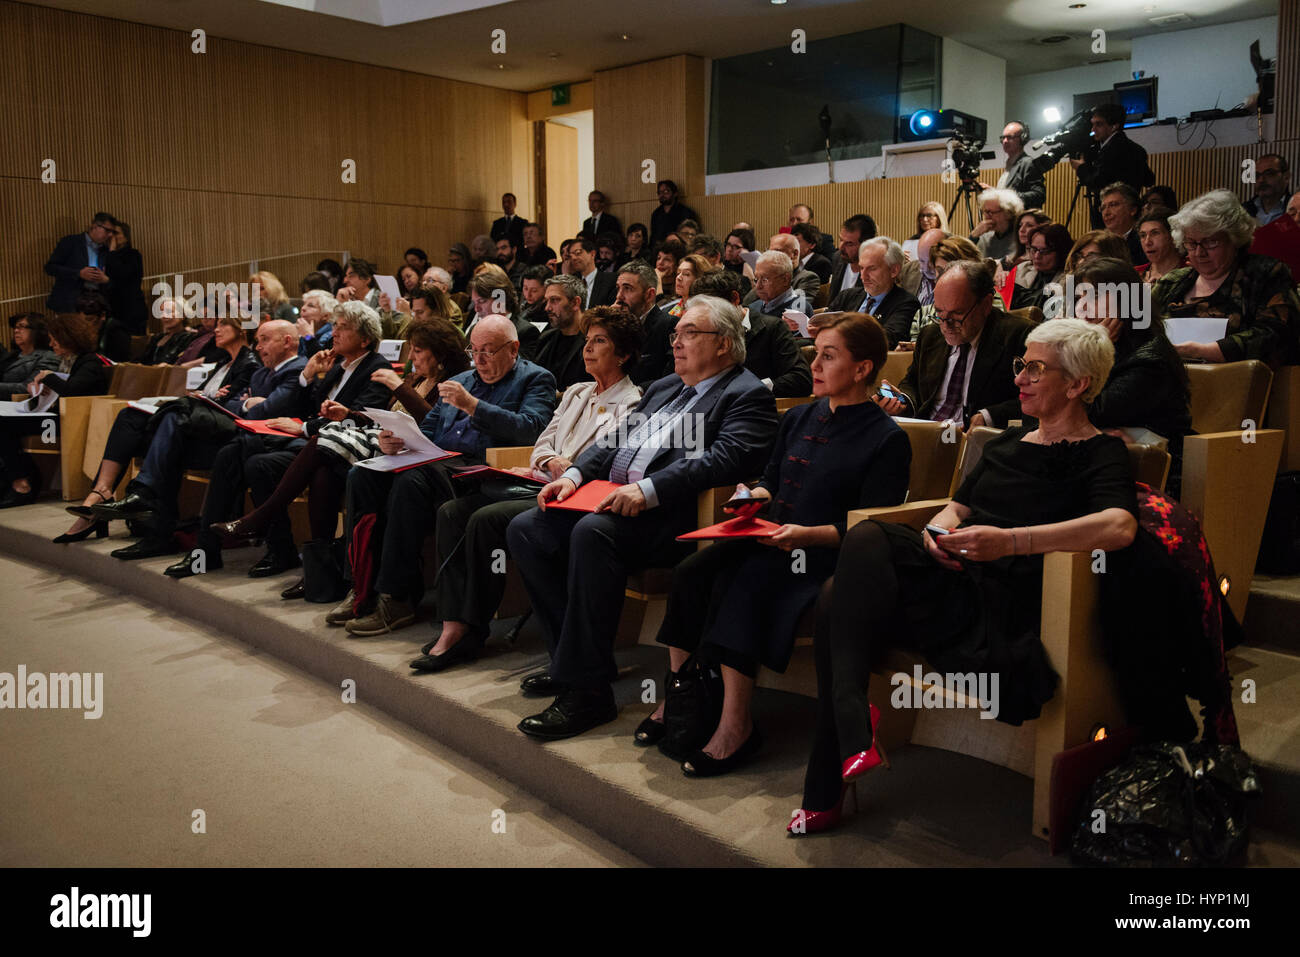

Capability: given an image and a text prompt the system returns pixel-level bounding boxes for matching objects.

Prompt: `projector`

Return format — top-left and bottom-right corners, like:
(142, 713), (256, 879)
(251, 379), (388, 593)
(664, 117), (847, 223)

(898, 108), (988, 144)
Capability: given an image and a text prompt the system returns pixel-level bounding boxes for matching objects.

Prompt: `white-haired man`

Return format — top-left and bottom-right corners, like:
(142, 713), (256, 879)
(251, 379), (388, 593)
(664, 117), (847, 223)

(827, 237), (922, 349)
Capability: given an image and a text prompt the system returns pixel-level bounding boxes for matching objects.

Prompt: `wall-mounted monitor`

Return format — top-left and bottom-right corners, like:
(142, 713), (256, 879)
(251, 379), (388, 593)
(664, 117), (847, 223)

(1113, 77), (1159, 124)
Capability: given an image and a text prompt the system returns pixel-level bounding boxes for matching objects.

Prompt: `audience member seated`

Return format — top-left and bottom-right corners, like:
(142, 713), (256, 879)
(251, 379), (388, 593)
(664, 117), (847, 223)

(1098, 183), (1147, 266)
(831, 214), (877, 297)
(722, 227), (756, 289)
(315, 258), (344, 292)
(970, 188), (1024, 265)
(447, 243), (472, 294)
(664, 254), (718, 318)
(44, 212), (113, 314)
(251, 270), (296, 322)
(650, 180), (699, 245)
(404, 248), (430, 274)
(0, 314), (111, 508)
(411, 307), (644, 672)
(294, 290), (336, 357)
(912, 227), (948, 310)
(71, 315), (261, 553)
(504, 296), (778, 740)
(300, 271), (332, 294)
(909, 202), (948, 241)
(466, 271), (541, 359)
(496, 236), (527, 289)
(788, 203), (838, 261)
(470, 234), (497, 271)
(742, 234), (821, 309)
(77, 291), (131, 363)
(696, 269), (811, 397)
(596, 234), (623, 272)
(1008, 208), (1051, 270)
(623, 223), (650, 265)
(826, 238), (921, 349)
(688, 234), (724, 270)
(519, 266), (551, 325)
(676, 219), (701, 248)
(194, 319), (470, 591)
(1142, 186), (1178, 218)
(1072, 257), (1192, 496)
(791, 223), (832, 283)
(875, 261), (1031, 429)
(1244, 153), (1292, 227)
(534, 274), (597, 391)
(0, 313), (59, 396)
(748, 248), (815, 328)
(176, 308), (223, 366)
(653, 239), (687, 300)
(1287, 193), (1300, 225)
(104, 219), (147, 335)
(792, 318), (1136, 834)
(396, 264), (423, 302)
(137, 296), (196, 365)
(1152, 189), (1300, 367)
(638, 313), (911, 775)
(568, 236), (618, 309)
(616, 262), (674, 388)
(330, 314), (557, 635)
(421, 267), (465, 327)
(1011, 224), (1072, 314)
(1137, 208), (1185, 283)
(520, 224), (557, 268)
(1065, 229), (1131, 273)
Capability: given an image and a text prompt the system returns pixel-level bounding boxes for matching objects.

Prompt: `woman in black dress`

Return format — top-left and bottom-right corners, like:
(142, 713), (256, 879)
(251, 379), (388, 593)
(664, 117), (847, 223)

(791, 318), (1138, 834)
(136, 296), (195, 365)
(638, 313), (912, 776)
(104, 220), (148, 335)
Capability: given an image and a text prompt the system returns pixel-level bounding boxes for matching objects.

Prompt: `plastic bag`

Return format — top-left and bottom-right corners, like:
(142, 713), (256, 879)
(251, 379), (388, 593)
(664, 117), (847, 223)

(1071, 741), (1261, 867)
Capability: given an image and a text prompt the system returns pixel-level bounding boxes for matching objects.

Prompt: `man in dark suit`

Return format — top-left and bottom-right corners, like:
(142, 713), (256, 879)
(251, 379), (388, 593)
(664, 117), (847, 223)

(535, 274), (593, 391)
(1072, 104), (1154, 229)
(340, 315), (558, 636)
(506, 296), (778, 738)
(158, 305), (395, 576)
(791, 222), (833, 283)
(741, 235), (821, 311)
(827, 238), (922, 349)
(568, 236), (617, 308)
(877, 262), (1031, 430)
(490, 193), (526, 249)
(1098, 183), (1148, 266)
(787, 203), (838, 262)
(829, 213), (877, 298)
(45, 213), (115, 313)
(617, 262), (674, 387)
(650, 179), (699, 245)
(520, 223), (556, 267)
(582, 190), (623, 238)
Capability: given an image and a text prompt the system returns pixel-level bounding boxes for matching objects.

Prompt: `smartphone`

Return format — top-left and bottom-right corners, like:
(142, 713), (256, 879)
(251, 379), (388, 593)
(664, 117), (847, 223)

(878, 384), (899, 401)
(924, 524), (951, 537)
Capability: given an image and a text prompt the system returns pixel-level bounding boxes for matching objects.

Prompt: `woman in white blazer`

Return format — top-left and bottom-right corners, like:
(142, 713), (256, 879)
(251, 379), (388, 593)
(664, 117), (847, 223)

(411, 306), (645, 672)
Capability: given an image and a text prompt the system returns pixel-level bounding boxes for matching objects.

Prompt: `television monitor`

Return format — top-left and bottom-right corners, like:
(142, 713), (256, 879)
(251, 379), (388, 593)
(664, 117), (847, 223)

(1073, 89), (1113, 116)
(1113, 77), (1158, 124)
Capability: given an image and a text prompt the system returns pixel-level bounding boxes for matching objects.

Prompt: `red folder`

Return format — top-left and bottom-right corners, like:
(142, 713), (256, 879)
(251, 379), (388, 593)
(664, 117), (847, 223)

(236, 418), (303, 436)
(543, 479), (622, 512)
(452, 465), (545, 485)
(998, 264), (1017, 310)
(677, 515), (782, 541)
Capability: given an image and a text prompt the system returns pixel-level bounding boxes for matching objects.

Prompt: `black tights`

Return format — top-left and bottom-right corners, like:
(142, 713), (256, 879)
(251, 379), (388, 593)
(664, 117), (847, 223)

(233, 436), (346, 542)
(803, 521), (900, 812)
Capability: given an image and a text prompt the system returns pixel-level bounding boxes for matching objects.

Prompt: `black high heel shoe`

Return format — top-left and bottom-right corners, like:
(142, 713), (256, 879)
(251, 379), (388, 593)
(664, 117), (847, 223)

(681, 727), (763, 778)
(0, 472), (42, 509)
(53, 520), (109, 544)
(66, 488), (113, 520)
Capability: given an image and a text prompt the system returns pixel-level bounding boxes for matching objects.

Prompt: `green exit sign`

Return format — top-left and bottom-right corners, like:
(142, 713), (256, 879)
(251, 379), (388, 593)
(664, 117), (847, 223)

(551, 84), (570, 106)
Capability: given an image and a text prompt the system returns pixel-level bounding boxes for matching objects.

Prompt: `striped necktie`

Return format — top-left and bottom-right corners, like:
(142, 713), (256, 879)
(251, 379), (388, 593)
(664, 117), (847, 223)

(609, 385), (697, 484)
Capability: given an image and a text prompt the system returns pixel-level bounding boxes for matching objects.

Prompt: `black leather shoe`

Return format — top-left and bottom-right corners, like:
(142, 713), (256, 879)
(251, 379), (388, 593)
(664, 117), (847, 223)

(111, 538), (177, 561)
(634, 714), (667, 747)
(89, 491), (157, 522)
(518, 688), (618, 740)
(681, 728), (763, 778)
(163, 552), (223, 578)
(409, 633), (485, 673)
(280, 578), (305, 600)
(248, 552), (301, 578)
(520, 671), (565, 697)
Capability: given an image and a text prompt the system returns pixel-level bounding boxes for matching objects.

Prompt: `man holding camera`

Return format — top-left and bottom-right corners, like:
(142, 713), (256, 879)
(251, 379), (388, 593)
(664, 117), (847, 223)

(1070, 103), (1154, 229)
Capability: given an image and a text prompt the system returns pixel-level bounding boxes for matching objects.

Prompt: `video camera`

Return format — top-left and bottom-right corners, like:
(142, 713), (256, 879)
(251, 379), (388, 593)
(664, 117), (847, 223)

(1024, 108), (1093, 170)
(949, 133), (987, 184)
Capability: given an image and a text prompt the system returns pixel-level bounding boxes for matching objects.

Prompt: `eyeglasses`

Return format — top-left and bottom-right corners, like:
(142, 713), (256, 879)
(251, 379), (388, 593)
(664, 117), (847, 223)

(465, 344), (510, 361)
(1012, 356), (1063, 383)
(1028, 246), (1052, 257)
(668, 329), (722, 346)
(1099, 201), (1131, 212)
(1183, 237), (1225, 254)
(725, 241), (746, 250)
(934, 302), (976, 328)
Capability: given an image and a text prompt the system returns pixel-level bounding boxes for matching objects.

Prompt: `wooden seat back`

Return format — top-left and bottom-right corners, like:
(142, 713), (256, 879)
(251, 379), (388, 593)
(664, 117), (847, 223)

(1186, 359), (1272, 436)
(898, 419), (964, 502)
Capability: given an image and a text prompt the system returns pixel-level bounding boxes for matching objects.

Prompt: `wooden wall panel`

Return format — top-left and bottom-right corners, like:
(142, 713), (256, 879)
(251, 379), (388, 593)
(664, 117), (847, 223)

(1276, 0), (1299, 140)
(0, 0), (533, 341)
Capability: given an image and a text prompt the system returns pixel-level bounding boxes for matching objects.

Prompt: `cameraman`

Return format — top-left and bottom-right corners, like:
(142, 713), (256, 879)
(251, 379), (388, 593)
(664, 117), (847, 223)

(977, 121), (1045, 209)
(1070, 103), (1154, 228)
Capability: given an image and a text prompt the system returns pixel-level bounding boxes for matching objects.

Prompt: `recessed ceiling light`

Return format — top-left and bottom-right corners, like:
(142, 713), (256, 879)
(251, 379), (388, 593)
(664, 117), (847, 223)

(620, 33), (630, 40)
(496, 63), (506, 69)
(771, 0), (787, 5)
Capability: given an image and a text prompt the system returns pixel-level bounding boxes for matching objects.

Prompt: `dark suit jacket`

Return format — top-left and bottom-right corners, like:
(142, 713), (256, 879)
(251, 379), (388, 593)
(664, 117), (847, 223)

(829, 258), (862, 298)
(97, 320), (133, 363)
(583, 213), (623, 237)
(743, 309), (813, 397)
(491, 215), (526, 248)
(419, 358), (557, 456)
(200, 347), (259, 401)
(572, 364), (778, 524)
(1000, 152), (1047, 210)
(105, 246), (147, 333)
(585, 271), (617, 309)
(650, 202), (699, 244)
(44, 233), (108, 313)
(1078, 131), (1154, 227)
(534, 327), (591, 392)
(289, 350), (394, 436)
(520, 244), (557, 267)
(802, 252), (833, 284)
(634, 305), (675, 388)
(827, 284), (922, 349)
(42, 351), (112, 397)
(897, 308), (1033, 426)
(1123, 228), (1148, 266)
(227, 355), (308, 419)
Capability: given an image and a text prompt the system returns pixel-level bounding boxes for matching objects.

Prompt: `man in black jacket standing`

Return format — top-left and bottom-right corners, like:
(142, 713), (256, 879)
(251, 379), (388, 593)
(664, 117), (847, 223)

(650, 180), (699, 245)
(1071, 104), (1154, 229)
(45, 213), (114, 314)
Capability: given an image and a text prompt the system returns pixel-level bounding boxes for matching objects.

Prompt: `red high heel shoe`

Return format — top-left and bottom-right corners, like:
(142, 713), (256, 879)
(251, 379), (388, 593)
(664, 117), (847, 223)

(787, 783), (857, 836)
(841, 702), (891, 781)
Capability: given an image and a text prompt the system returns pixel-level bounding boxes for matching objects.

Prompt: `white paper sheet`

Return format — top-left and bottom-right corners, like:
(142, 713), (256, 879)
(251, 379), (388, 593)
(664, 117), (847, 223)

(783, 309), (811, 338)
(377, 339), (403, 361)
(353, 406), (457, 472)
(186, 364), (215, 390)
(1164, 316), (1228, 346)
(375, 275), (403, 308)
(126, 396), (181, 415)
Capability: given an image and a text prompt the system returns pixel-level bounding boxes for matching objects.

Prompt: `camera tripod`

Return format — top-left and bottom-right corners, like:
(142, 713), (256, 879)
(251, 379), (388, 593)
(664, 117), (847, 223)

(1064, 176), (1099, 233)
(948, 180), (981, 233)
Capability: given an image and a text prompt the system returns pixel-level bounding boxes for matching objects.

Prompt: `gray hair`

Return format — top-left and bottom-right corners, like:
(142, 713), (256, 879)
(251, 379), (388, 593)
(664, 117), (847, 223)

(302, 289), (338, 314)
(423, 266), (452, 289)
(755, 249), (793, 280)
(332, 300), (382, 347)
(1170, 189), (1256, 249)
(978, 187), (1025, 217)
(544, 273), (586, 302)
(472, 313), (519, 343)
(862, 236), (905, 269)
(618, 261), (657, 291)
(683, 295), (747, 365)
(1026, 317), (1114, 403)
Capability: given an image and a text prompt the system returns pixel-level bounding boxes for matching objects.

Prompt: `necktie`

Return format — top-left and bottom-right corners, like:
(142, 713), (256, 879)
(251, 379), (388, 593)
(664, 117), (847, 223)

(609, 385), (697, 484)
(932, 343), (971, 424)
(858, 294), (879, 314)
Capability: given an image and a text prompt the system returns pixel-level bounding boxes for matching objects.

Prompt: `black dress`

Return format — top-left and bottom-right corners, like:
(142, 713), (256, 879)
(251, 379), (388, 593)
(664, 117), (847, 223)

(656, 399), (911, 674)
(874, 426), (1138, 723)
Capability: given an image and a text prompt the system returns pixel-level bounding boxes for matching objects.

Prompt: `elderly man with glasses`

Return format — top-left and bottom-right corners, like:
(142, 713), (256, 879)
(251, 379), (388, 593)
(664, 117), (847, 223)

(874, 261), (1032, 430)
(338, 314), (557, 636)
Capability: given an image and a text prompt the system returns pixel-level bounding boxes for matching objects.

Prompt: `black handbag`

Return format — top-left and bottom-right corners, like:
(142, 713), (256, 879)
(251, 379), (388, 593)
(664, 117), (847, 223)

(301, 538), (348, 603)
(659, 657), (725, 760)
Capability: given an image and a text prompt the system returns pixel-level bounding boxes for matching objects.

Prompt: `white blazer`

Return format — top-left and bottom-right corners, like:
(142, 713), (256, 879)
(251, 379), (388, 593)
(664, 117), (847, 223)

(531, 376), (642, 470)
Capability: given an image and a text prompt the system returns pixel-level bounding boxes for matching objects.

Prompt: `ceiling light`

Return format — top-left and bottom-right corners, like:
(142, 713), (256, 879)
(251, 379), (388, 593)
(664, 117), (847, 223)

(620, 33), (630, 40)
(1068, 2), (1086, 7)
(1043, 106), (1062, 123)
(771, 0), (788, 5)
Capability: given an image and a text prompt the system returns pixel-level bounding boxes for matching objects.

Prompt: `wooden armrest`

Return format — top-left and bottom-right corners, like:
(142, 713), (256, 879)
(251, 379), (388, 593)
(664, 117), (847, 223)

(485, 445), (534, 468)
(848, 498), (950, 532)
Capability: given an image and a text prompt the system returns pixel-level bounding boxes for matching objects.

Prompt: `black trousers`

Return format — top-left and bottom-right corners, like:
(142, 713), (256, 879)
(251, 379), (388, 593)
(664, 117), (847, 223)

(505, 504), (691, 690)
(434, 494), (533, 630)
(0, 414), (57, 482)
(195, 433), (301, 563)
(345, 460), (463, 605)
(101, 407), (153, 466)
(654, 541), (760, 679)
